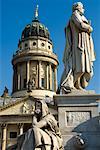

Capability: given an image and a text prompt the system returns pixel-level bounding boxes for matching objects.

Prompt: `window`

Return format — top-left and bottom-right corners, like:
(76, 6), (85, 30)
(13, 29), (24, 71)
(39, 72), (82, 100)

(41, 78), (45, 87)
(23, 79), (27, 88)
(10, 132), (17, 139)
(48, 46), (50, 49)
(41, 43), (45, 47)
(25, 43), (28, 47)
(0, 132), (1, 139)
(33, 42), (36, 46)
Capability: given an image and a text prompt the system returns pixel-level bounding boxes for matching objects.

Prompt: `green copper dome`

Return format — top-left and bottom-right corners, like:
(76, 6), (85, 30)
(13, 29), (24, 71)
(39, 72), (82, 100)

(21, 19), (50, 40)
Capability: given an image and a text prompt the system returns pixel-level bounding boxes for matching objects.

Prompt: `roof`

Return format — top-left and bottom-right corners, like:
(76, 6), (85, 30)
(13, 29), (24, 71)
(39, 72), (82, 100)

(21, 19), (51, 41)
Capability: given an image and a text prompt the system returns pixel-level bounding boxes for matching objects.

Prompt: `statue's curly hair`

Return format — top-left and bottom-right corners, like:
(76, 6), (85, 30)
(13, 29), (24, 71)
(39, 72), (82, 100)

(72, 2), (83, 12)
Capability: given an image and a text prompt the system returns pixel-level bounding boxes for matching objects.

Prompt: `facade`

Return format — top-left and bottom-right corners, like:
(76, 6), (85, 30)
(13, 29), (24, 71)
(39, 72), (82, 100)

(0, 96), (57, 150)
(0, 6), (58, 150)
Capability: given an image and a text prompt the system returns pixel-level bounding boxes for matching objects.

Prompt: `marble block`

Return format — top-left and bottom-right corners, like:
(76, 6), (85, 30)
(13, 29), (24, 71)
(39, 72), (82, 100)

(54, 93), (100, 150)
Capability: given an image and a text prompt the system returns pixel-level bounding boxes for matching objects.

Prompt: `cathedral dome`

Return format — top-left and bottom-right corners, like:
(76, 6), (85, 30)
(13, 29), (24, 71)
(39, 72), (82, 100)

(12, 5), (58, 99)
(21, 19), (50, 40)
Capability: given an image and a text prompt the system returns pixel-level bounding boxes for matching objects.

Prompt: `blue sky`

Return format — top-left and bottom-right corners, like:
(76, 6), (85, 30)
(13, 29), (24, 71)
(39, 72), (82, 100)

(0, 0), (100, 95)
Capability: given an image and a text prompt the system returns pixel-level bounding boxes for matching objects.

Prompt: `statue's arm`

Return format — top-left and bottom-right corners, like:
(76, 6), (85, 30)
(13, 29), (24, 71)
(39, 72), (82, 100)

(72, 12), (93, 33)
(33, 115), (38, 125)
(33, 118), (47, 128)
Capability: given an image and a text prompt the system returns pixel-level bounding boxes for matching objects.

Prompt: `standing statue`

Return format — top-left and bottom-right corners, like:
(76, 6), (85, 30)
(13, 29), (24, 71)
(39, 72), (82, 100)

(61, 2), (95, 91)
(17, 100), (63, 150)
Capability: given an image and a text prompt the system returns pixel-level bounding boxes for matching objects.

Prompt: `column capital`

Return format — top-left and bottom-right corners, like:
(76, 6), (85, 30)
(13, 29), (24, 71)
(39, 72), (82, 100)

(18, 123), (24, 135)
(17, 123), (24, 128)
(39, 60), (42, 63)
(1, 123), (7, 129)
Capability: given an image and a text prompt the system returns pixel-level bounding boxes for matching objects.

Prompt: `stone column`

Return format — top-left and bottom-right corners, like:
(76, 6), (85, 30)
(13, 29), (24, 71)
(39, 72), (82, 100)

(54, 67), (57, 92)
(15, 66), (17, 91)
(13, 66), (15, 92)
(27, 61), (30, 84)
(49, 64), (52, 90)
(39, 61), (41, 88)
(18, 123), (24, 135)
(18, 74), (20, 90)
(36, 63), (39, 88)
(1, 124), (7, 150)
(46, 65), (49, 89)
(17, 64), (20, 90)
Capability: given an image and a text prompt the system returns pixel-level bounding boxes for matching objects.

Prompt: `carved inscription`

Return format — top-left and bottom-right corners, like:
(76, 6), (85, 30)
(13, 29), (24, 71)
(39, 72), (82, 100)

(66, 111), (91, 126)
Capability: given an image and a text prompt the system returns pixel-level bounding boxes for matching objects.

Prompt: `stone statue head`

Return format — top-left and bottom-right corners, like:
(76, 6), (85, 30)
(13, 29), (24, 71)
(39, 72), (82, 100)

(35, 100), (49, 118)
(72, 2), (84, 14)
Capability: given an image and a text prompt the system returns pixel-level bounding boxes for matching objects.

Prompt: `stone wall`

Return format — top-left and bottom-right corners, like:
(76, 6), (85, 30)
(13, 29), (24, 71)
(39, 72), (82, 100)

(54, 93), (100, 150)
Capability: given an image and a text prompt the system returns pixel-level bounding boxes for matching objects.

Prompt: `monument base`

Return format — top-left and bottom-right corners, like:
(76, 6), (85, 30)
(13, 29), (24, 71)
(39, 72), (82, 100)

(54, 92), (100, 150)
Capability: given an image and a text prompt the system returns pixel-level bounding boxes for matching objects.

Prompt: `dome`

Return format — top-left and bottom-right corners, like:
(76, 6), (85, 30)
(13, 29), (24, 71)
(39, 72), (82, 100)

(12, 5), (59, 99)
(21, 19), (50, 40)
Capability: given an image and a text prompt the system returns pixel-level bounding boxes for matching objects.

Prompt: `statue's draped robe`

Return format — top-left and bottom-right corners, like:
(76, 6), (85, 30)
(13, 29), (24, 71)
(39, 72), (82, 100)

(17, 111), (62, 150)
(62, 10), (95, 88)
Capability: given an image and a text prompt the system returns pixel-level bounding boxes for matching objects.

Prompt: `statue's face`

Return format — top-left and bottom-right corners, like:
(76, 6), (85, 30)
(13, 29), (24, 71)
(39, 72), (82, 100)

(73, 3), (84, 15)
(35, 101), (42, 116)
(78, 6), (84, 15)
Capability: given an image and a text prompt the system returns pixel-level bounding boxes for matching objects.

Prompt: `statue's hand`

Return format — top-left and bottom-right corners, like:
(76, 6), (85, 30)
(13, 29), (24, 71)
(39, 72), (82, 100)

(88, 26), (93, 33)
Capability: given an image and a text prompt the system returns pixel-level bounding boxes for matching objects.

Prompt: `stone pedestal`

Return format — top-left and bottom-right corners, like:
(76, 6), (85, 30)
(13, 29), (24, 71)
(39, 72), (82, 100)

(54, 92), (100, 150)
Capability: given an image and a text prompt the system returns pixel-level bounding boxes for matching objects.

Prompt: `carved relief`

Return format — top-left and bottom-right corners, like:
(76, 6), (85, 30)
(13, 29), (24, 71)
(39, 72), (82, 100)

(66, 111), (91, 126)
(22, 102), (35, 114)
(41, 64), (45, 77)
(31, 66), (37, 75)
(30, 63), (37, 88)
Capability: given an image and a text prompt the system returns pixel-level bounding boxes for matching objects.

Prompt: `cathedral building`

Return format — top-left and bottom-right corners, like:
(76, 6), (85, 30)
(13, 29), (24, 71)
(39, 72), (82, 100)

(0, 6), (58, 150)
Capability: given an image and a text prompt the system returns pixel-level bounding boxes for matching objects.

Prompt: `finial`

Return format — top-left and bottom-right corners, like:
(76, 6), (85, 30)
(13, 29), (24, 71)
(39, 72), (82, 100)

(34, 5), (39, 20)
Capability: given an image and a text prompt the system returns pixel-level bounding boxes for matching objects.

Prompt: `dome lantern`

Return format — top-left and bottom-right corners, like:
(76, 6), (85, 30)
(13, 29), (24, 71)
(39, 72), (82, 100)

(34, 5), (39, 20)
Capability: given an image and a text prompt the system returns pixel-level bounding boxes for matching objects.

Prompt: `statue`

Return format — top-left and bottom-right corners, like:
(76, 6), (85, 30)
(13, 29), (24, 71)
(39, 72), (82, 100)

(27, 79), (33, 92)
(22, 102), (30, 114)
(61, 2), (96, 91)
(22, 102), (35, 114)
(17, 100), (63, 150)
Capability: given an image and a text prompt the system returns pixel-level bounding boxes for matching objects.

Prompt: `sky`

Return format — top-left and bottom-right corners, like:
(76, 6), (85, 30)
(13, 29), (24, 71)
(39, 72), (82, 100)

(0, 0), (100, 95)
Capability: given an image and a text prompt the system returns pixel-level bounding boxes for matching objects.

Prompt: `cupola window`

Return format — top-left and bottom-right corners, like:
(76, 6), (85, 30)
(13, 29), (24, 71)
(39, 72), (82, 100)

(41, 43), (45, 47)
(39, 28), (45, 37)
(48, 46), (50, 49)
(31, 27), (37, 36)
(25, 43), (28, 47)
(41, 78), (45, 87)
(33, 42), (36, 46)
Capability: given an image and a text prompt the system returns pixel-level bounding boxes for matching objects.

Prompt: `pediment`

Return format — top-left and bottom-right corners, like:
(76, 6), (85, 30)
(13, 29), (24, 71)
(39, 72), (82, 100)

(0, 96), (35, 115)
(0, 96), (57, 116)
